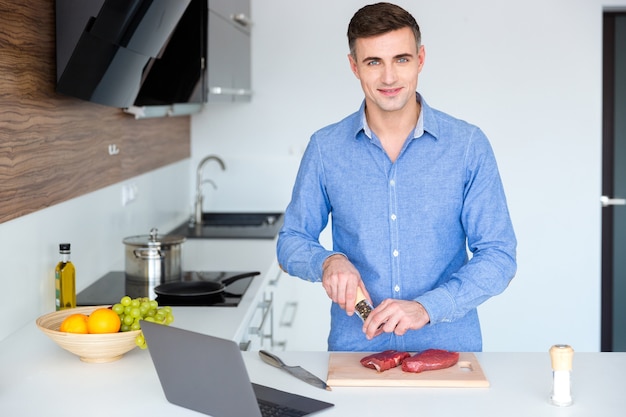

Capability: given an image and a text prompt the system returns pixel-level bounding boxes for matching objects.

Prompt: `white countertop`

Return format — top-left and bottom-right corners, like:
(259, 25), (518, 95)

(2, 237), (625, 416)
(1, 315), (625, 416)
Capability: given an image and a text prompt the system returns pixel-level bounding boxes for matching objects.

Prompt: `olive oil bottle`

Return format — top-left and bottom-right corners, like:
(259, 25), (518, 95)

(55, 243), (75, 310)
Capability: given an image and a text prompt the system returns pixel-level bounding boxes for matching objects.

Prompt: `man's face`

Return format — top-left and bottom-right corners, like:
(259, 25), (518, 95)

(348, 27), (425, 115)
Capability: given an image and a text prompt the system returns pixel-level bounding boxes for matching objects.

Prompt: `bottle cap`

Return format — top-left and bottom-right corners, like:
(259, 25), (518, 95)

(550, 344), (574, 371)
(59, 243), (71, 252)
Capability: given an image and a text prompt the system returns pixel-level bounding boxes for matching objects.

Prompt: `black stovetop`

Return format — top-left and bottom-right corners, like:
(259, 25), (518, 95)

(77, 271), (259, 307)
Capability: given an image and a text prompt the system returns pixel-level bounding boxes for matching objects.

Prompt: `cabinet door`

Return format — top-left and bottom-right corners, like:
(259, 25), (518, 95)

(271, 269), (331, 351)
(209, 0), (250, 29)
(206, 8), (251, 102)
(241, 290), (274, 351)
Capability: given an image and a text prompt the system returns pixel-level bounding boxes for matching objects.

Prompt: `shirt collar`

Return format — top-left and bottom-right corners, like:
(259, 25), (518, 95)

(354, 93), (437, 141)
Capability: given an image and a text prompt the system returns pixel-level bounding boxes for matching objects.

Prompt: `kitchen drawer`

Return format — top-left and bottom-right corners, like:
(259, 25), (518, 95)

(239, 290), (273, 351)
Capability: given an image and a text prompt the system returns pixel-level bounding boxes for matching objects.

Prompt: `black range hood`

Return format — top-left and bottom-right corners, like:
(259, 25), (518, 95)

(56, 0), (202, 113)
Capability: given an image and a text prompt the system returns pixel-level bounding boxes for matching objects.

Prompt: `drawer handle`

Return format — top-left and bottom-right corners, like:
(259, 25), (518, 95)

(273, 340), (287, 350)
(279, 302), (298, 328)
(232, 13), (252, 27)
(268, 269), (282, 286)
(249, 299), (272, 336)
(208, 87), (253, 96)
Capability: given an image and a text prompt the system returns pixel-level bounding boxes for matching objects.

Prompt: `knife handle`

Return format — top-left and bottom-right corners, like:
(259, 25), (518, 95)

(259, 350), (286, 369)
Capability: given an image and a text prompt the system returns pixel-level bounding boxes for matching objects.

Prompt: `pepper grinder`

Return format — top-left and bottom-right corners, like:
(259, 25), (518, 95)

(354, 287), (373, 321)
(549, 344), (574, 406)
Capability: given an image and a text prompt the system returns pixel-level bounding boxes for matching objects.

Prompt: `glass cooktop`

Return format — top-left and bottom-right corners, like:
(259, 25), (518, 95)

(77, 271), (260, 307)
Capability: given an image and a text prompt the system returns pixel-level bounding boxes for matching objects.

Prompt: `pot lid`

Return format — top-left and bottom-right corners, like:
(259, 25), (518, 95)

(123, 228), (186, 246)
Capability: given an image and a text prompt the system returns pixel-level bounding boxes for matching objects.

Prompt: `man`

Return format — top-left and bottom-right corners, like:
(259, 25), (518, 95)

(277, 2), (517, 352)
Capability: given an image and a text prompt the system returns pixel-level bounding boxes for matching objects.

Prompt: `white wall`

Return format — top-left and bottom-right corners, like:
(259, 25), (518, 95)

(191, 0), (626, 352)
(2, 0), (622, 352)
(0, 161), (191, 342)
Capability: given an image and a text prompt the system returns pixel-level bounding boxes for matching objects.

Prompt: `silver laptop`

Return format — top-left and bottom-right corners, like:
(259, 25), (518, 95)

(141, 321), (334, 417)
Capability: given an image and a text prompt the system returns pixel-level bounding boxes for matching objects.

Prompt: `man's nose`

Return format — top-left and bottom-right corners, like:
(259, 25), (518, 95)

(381, 64), (398, 84)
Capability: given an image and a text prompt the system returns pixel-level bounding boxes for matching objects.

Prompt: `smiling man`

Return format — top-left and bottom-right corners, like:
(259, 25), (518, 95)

(277, 2), (517, 352)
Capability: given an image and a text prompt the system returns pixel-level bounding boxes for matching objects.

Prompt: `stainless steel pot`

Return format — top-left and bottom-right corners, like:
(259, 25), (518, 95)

(122, 228), (186, 283)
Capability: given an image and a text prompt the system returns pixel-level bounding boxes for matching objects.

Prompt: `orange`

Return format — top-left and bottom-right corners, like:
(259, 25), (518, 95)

(59, 313), (89, 334)
(87, 308), (121, 334)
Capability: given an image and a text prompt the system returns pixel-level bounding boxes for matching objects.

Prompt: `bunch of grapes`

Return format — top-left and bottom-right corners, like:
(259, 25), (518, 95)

(111, 296), (174, 349)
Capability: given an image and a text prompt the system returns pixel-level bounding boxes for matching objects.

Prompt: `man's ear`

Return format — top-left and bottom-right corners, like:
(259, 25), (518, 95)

(348, 53), (360, 79)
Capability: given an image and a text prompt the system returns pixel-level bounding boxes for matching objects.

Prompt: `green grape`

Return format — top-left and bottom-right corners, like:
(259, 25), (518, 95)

(111, 295), (175, 343)
(130, 307), (141, 318)
(139, 302), (150, 315)
(135, 333), (147, 349)
(123, 314), (135, 326)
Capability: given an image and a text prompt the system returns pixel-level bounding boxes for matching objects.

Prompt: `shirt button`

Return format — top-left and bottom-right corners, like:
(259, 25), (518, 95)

(393, 249), (399, 257)
(391, 214), (397, 221)
(390, 179), (395, 186)
(394, 285), (400, 292)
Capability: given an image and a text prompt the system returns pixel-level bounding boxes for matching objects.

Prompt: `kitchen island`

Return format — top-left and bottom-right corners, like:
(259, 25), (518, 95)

(2, 235), (624, 416)
(0, 314), (624, 416)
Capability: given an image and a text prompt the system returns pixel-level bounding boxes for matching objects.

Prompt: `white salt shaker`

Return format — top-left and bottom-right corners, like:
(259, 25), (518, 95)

(549, 344), (574, 406)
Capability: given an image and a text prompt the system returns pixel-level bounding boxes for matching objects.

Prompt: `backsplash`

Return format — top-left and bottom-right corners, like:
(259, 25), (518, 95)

(0, 1), (190, 224)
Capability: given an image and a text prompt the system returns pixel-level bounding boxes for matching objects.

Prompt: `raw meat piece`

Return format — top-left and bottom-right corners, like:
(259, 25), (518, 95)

(360, 350), (410, 372)
(401, 349), (459, 373)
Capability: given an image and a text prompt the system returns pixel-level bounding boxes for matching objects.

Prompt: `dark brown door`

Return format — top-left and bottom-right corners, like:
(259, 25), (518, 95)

(601, 11), (626, 352)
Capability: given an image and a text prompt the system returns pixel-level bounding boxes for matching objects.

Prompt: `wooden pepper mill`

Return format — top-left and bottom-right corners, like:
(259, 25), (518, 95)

(354, 287), (373, 321)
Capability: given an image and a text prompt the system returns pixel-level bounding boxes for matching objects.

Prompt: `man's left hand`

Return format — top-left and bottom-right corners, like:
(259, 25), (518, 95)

(362, 299), (430, 339)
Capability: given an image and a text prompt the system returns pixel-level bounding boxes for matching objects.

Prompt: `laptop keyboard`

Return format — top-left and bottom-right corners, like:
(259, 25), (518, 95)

(258, 399), (307, 417)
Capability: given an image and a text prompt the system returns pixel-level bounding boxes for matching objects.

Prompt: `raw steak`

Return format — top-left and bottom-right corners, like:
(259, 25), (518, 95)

(360, 350), (410, 372)
(401, 349), (459, 373)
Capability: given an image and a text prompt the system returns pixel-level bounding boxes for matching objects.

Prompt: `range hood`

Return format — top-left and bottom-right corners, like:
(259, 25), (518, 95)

(55, 0), (204, 117)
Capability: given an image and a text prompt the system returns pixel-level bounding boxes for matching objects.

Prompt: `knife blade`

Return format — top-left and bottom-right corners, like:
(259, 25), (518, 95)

(258, 350), (331, 391)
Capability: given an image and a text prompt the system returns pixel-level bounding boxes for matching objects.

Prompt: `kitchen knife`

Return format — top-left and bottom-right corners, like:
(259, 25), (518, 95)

(258, 350), (332, 391)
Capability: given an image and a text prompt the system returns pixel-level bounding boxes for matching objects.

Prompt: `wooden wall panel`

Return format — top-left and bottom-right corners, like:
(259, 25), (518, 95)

(0, 1), (191, 224)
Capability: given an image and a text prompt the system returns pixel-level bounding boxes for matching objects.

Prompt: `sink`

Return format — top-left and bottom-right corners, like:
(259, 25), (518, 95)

(168, 212), (284, 239)
(200, 212), (280, 227)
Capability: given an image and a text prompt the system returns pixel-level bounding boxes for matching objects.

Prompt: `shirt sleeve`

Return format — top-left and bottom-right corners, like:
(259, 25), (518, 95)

(276, 135), (344, 281)
(415, 128), (517, 324)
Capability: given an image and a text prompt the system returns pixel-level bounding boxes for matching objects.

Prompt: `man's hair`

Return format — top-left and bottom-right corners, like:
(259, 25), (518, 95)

(347, 2), (421, 58)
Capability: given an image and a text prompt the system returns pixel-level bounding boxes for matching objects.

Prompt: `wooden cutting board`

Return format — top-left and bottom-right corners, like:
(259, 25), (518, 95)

(326, 352), (489, 388)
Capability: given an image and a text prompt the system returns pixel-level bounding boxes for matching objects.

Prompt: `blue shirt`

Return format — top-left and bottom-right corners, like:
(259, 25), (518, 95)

(277, 95), (517, 352)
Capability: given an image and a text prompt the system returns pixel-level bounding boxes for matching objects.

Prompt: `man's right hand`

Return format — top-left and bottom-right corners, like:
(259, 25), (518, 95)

(321, 254), (370, 316)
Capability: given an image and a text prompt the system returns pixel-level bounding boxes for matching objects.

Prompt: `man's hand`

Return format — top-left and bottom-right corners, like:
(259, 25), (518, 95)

(362, 299), (430, 340)
(321, 254), (370, 316)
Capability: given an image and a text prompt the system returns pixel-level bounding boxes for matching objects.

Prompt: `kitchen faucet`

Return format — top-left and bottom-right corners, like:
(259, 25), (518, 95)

(194, 155), (226, 225)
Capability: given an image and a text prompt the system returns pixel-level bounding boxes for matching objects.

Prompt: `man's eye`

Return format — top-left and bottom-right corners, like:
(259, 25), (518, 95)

(397, 57), (409, 63)
(367, 60), (380, 66)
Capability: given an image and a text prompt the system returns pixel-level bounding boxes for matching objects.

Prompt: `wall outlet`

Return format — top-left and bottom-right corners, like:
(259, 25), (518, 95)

(122, 183), (138, 206)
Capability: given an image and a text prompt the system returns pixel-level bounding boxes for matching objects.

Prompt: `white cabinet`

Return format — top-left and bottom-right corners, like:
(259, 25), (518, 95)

(207, 0), (252, 102)
(267, 262), (331, 351)
(209, 0), (250, 25)
(239, 289), (274, 351)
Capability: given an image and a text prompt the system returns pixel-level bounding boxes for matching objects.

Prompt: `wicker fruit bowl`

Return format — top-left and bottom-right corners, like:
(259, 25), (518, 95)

(36, 306), (141, 363)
